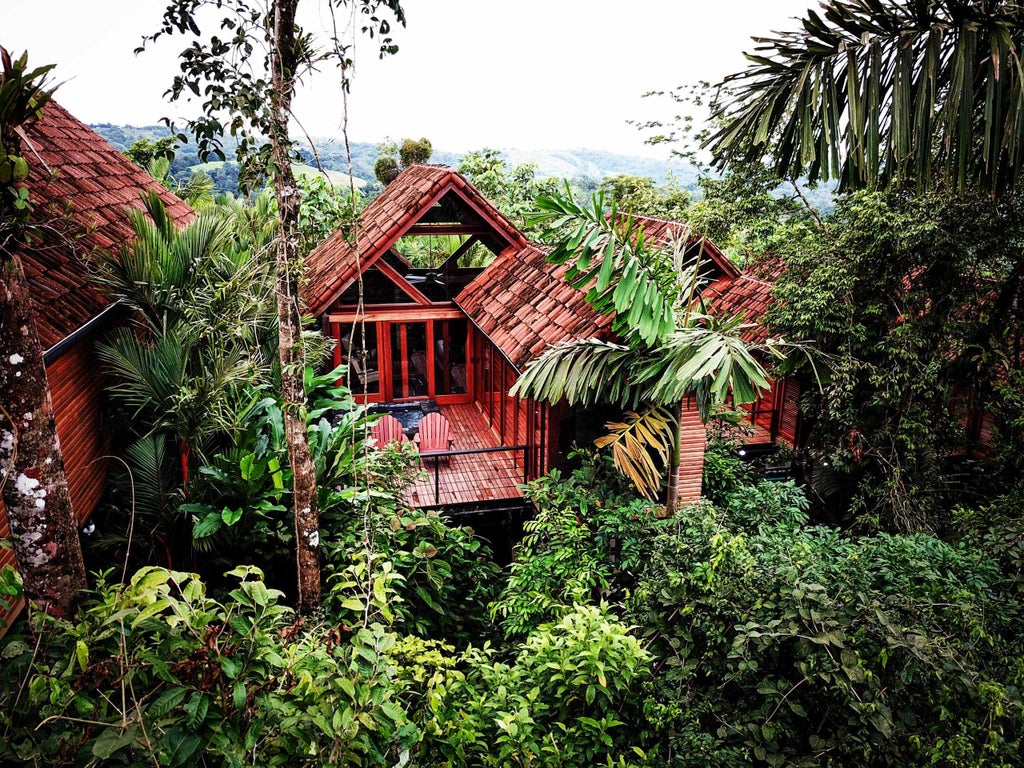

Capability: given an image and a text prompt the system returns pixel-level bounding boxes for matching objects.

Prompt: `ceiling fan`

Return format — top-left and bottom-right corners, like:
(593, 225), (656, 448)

(406, 270), (444, 285)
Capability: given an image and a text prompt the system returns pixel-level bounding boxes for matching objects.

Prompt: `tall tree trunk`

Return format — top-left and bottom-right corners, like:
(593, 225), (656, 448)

(270, 0), (320, 613)
(0, 255), (87, 618)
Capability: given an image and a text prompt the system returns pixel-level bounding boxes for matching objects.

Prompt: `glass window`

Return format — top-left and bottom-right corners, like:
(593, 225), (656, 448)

(390, 321), (429, 399)
(338, 322), (380, 396)
(434, 319), (468, 396)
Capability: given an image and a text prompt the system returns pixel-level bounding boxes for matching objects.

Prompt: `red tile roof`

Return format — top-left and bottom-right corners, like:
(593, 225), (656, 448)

(700, 257), (783, 344)
(304, 164), (529, 315)
(19, 101), (194, 349)
(456, 242), (615, 370)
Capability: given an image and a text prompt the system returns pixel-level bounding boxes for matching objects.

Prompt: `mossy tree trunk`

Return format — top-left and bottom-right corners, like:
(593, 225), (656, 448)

(0, 255), (87, 618)
(270, 0), (320, 613)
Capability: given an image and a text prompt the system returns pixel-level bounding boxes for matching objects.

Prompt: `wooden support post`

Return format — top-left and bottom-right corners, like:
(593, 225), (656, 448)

(399, 324), (409, 398)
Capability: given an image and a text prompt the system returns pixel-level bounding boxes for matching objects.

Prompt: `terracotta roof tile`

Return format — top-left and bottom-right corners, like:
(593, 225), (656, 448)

(456, 241), (613, 370)
(701, 257), (784, 344)
(19, 101), (195, 348)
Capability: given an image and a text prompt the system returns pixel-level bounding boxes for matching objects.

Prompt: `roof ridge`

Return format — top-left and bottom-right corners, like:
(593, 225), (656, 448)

(736, 274), (774, 287)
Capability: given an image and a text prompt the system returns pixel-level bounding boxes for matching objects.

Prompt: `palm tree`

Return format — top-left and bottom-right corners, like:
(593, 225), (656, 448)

(92, 194), (272, 567)
(707, 0), (1024, 195)
(511, 192), (782, 511)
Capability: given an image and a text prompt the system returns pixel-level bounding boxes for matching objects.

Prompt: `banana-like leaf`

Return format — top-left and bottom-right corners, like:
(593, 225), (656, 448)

(635, 313), (775, 417)
(535, 190), (681, 346)
(510, 339), (640, 408)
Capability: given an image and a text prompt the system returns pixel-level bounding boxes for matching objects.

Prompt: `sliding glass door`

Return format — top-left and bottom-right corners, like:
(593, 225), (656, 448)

(389, 321), (429, 400)
(333, 316), (471, 403)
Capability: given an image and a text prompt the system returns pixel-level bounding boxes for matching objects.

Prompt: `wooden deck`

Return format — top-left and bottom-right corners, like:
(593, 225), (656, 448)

(405, 402), (528, 508)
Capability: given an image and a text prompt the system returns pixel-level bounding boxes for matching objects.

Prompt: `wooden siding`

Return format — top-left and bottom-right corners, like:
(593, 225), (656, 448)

(674, 397), (707, 504)
(975, 410), (996, 454)
(739, 386), (778, 440)
(0, 505), (24, 635)
(47, 342), (110, 525)
(778, 378), (802, 446)
(469, 326), (550, 480)
(0, 594), (25, 638)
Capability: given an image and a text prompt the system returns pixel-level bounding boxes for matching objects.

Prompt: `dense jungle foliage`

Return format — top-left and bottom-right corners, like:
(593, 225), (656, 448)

(5, 0), (1024, 763)
(2, 451), (1022, 766)
(2, 117), (1023, 767)
(4, 118), (1024, 768)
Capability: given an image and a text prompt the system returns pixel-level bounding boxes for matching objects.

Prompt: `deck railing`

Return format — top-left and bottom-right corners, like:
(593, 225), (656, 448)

(416, 444), (531, 507)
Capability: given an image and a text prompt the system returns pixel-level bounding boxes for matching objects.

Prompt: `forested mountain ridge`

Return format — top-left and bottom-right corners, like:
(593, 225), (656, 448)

(89, 122), (698, 190)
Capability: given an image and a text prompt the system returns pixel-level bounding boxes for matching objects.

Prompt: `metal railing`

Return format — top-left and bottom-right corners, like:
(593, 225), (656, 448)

(416, 444), (531, 506)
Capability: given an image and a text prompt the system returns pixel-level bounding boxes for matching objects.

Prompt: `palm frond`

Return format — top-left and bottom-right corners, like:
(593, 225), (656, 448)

(97, 326), (253, 447)
(708, 0), (1024, 193)
(96, 328), (189, 423)
(636, 314), (774, 419)
(594, 406), (675, 499)
(531, 190), (679, 346)
(509, 339), (640, 407)
(138, 189), (176, 242)
(121, 432), (179, 523)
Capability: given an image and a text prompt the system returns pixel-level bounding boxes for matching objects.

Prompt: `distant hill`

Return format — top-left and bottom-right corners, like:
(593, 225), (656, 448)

(88, 123), (696, 194)
(190, 160), (366, 190)
(89, 122), (834, 213)
(498, 147), (698, 187)
(290, 163), (366, 189)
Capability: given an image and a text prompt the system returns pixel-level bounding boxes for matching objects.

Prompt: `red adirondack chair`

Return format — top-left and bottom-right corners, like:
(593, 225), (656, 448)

(415, 412), (453, 458)
(370, 414), (408, 446)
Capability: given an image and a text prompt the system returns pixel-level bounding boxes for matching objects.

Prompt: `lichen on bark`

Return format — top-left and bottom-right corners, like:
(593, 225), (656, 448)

(0, 257), (87, 617)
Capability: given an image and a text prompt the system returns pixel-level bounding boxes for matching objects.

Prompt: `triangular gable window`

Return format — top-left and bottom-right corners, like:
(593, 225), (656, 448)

(338, 265), (420, 305)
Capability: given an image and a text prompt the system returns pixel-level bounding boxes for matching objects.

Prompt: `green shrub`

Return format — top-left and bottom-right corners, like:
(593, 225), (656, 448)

(398, 603), (651, 768)
(0, 565), (21, 630)
(627, 496), (1023, 767)
(323, 506), (502, 646)
(723, 479), (809, 534)
(702, 431), (753, 504)
(0, 566), (416, 766)
(492, 452), (662, 637)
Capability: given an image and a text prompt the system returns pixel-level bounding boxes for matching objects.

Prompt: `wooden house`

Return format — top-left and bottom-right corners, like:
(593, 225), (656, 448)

(0, 102), (193, 632)
(304, 165), (803, 512)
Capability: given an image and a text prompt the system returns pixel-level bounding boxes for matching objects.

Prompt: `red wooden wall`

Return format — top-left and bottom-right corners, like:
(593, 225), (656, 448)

(675, 396), (707, 505)
(470, 326), (550, 481)
(777, 378), (802, 445)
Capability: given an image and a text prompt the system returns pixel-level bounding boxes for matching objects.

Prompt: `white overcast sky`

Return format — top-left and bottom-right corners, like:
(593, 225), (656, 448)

(2, 1), (816, 158)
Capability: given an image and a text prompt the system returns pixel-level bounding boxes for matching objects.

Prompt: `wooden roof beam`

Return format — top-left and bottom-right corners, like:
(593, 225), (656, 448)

(405, 224), (495, 236)
(441, 235), (482, 270)
(374, 257), (434, 306)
